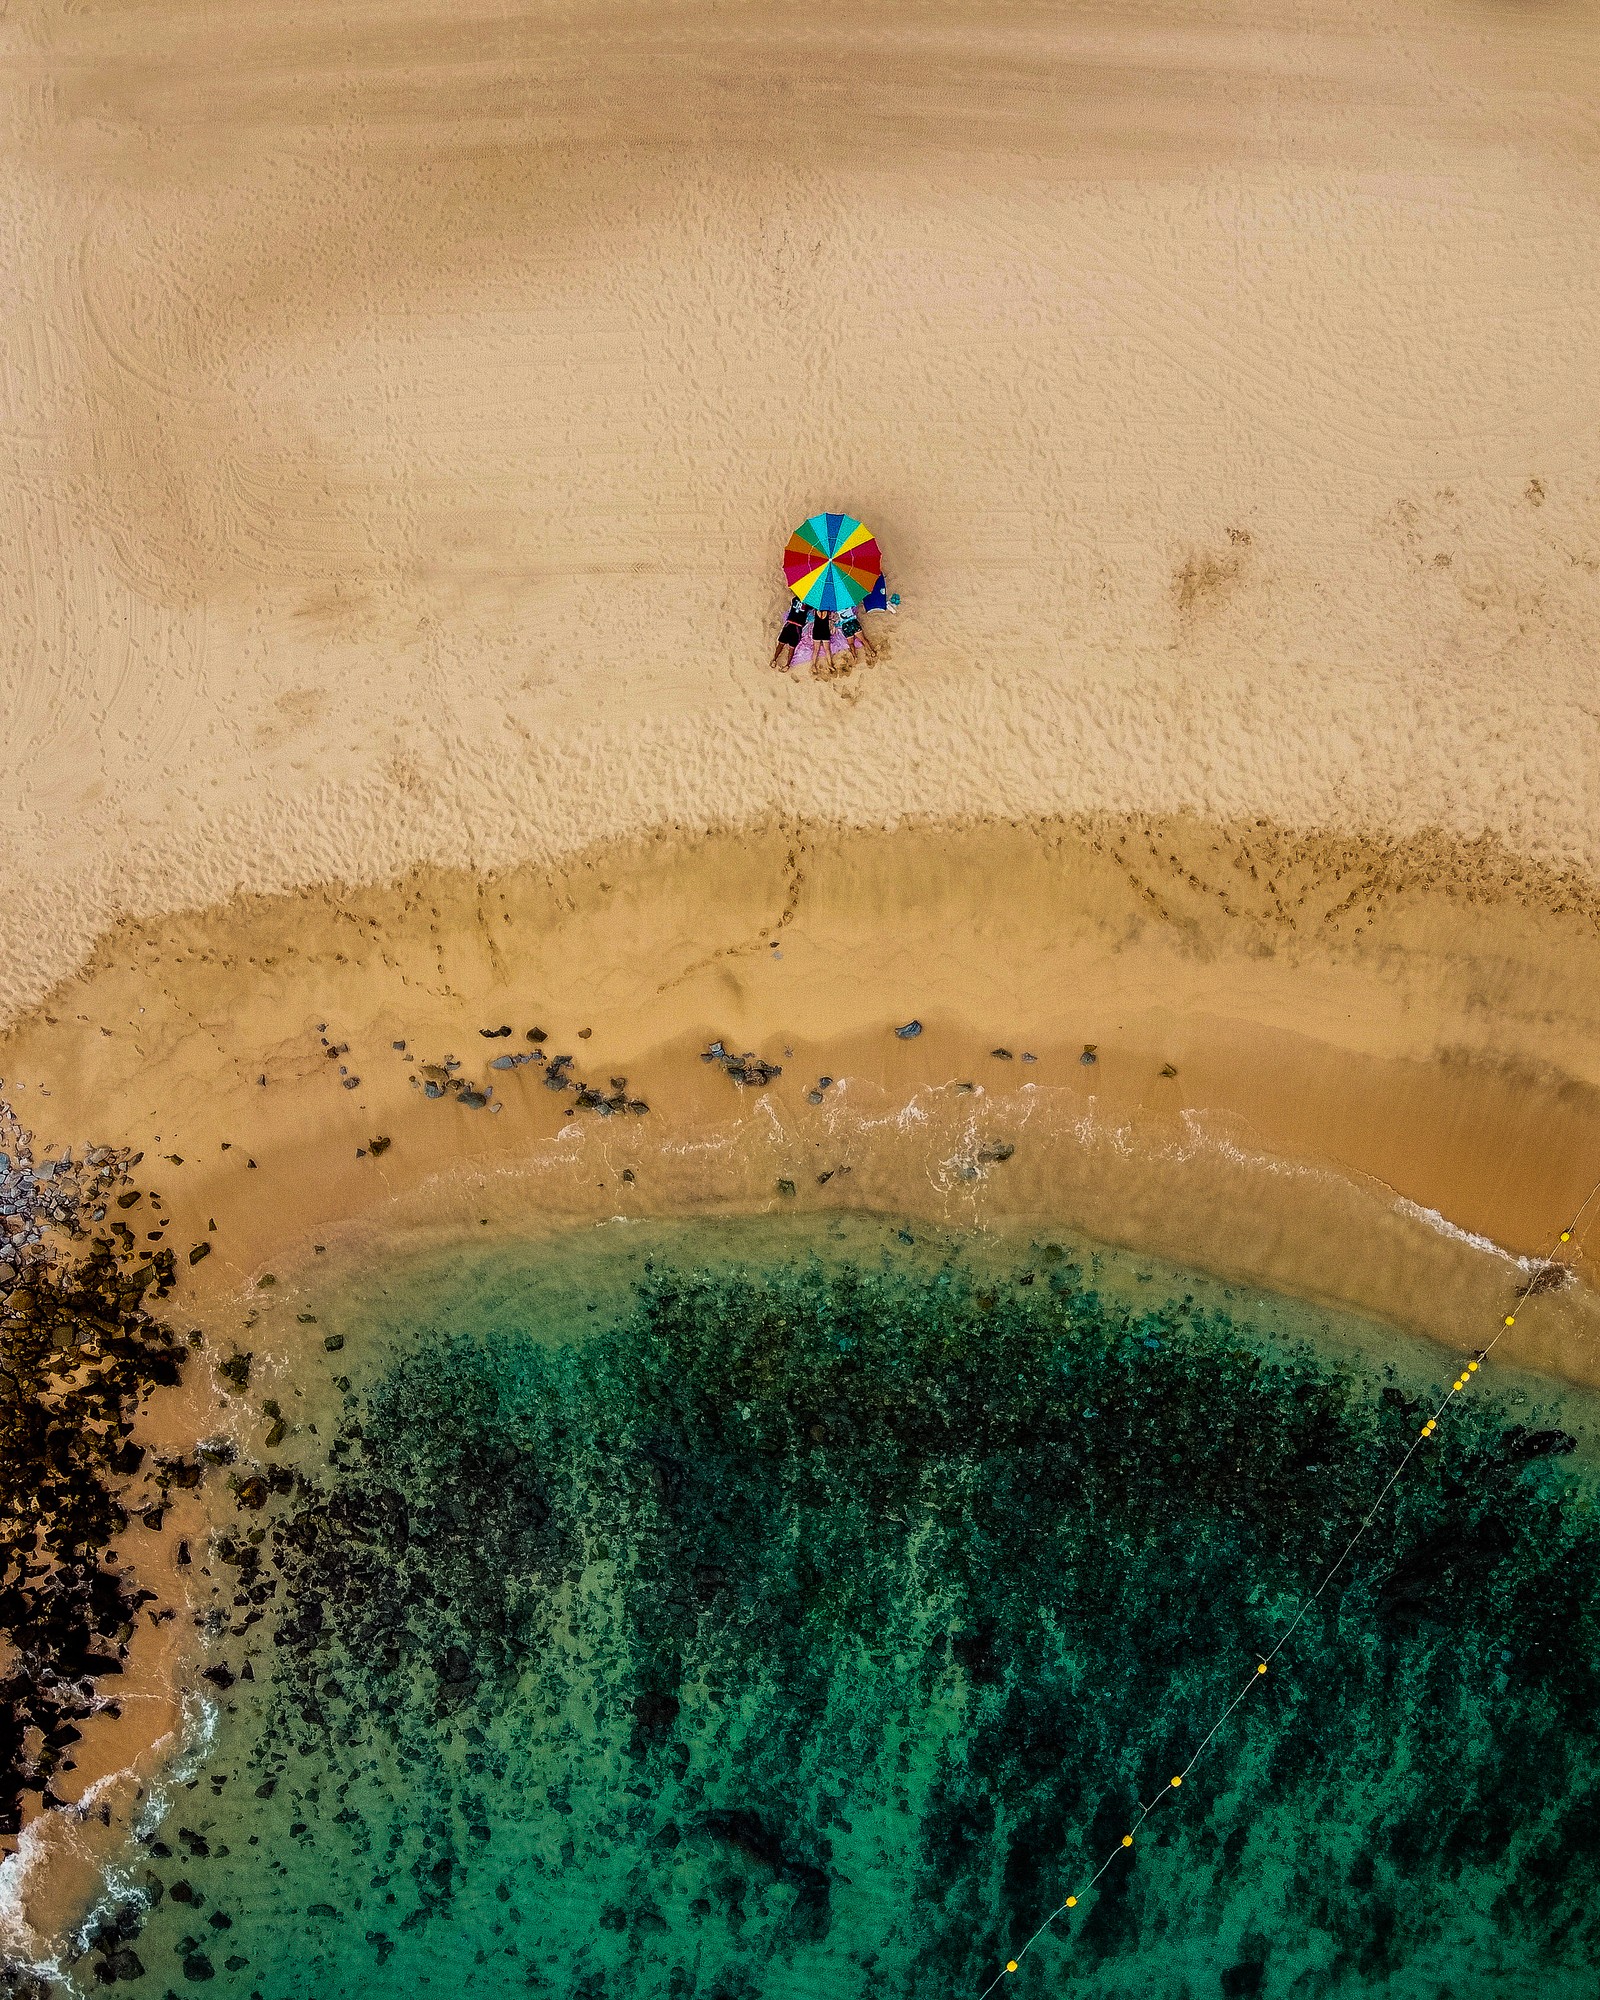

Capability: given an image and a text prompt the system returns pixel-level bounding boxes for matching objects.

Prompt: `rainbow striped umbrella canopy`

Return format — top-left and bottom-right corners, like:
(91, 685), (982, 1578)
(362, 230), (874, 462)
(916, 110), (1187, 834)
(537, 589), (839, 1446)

(783, 513), (882, 612)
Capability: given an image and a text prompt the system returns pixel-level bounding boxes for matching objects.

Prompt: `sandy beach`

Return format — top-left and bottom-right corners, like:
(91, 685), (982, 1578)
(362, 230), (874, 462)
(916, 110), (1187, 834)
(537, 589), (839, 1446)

(4, 814), (1599, 1357)
(5, 0), (1600, 1026)
(4, 0), (1600, 1974)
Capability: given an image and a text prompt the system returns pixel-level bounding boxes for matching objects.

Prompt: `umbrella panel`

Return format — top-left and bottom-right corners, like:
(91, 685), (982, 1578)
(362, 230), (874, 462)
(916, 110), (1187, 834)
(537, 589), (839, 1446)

(784, 515), (881, 611)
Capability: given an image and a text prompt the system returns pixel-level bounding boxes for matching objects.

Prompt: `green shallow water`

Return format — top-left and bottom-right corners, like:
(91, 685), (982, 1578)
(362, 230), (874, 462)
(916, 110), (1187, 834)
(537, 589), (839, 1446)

(100, 1218), (1600, 1998)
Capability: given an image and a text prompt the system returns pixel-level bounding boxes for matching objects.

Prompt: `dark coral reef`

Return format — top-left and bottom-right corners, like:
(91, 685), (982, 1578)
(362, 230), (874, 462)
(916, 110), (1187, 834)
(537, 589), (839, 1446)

(123, 1251), (1600, 1997)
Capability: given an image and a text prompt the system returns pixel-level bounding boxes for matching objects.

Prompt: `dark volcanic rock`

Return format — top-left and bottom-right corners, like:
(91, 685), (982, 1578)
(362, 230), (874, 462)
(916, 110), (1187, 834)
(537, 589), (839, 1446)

(0, 1103), (190, 1837)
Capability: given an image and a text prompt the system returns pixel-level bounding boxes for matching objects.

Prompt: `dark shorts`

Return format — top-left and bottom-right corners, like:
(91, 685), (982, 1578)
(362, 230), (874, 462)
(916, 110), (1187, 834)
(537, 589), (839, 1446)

(779, 622), (802, 646)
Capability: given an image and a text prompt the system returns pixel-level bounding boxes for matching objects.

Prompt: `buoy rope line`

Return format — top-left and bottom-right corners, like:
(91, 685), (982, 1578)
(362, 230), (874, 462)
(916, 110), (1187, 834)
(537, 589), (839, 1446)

(975, 1180), (1600, 1995)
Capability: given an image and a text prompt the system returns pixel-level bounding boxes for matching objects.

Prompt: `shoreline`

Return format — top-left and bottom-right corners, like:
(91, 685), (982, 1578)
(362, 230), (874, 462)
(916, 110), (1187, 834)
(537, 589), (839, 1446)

(3, 814), (1597, 1353)
(3, 811), (1597, 1302)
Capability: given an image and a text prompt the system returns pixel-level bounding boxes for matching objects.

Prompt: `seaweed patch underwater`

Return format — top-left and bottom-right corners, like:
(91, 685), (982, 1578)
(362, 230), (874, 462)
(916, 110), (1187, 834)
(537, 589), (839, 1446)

(105, 1246), (1600, 1997)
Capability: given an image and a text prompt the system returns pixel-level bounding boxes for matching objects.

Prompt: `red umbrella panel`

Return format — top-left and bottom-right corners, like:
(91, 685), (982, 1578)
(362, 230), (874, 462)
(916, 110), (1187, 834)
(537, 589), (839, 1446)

(783, 513), (882, 612)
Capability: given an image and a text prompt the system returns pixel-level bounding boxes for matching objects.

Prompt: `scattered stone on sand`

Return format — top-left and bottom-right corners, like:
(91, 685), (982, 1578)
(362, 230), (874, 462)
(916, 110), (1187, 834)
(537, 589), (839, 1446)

(776, 1179), (797, 1198)
(188, 1241), (211, 1265)
(324, 1334), (345, 1352)
(368, 1136), (391, 1155)
(407, 1042), (638, 1118)
(1080, 1045), (1098, 1065)
(478, 1026), (513, 1038)
(990, 1048), (1013, 1060)
(895, 1020), (923, 1039)
(703, 1041), (782, 1086)
(977, 1142), (1016, 1164)
(1160, 1063), (1178, 1078)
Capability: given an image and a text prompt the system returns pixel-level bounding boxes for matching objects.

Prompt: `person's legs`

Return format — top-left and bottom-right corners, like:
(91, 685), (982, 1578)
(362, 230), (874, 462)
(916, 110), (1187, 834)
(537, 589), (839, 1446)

(808, 613), (833, 678)
(771, 599), (803, 669)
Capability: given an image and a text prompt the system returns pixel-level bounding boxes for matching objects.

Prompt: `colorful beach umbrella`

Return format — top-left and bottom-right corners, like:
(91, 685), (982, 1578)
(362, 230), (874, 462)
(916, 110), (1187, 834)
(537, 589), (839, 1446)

(783, 513), (882, 612)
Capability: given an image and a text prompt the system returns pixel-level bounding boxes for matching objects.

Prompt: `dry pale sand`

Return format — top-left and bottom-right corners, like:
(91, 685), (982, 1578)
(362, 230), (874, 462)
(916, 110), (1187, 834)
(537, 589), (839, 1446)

(4, 0), (1600, 1022)
(4, 0), (1600, 1961)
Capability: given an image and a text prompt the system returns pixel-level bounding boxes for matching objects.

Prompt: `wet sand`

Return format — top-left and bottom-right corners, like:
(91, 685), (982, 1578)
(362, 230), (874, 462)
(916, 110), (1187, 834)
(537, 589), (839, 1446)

(4, 813), (1597, 1358)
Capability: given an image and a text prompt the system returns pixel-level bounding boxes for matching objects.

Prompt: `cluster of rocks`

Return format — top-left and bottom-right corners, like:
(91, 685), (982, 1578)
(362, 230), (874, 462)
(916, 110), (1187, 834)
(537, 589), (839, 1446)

(409, 1056), (486, 1106)
(408, 1045), (648, 1117)
(1, 1103), (144, 1273)
(0, 1102), (191, 1845)
(702, 1042), (782, 1088)
(316, 1028), (359, 1092)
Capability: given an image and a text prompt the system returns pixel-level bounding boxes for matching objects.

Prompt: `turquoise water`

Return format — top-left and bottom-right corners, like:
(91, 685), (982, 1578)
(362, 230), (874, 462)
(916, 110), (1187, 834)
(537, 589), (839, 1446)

(97, 1219), (1600, 1997)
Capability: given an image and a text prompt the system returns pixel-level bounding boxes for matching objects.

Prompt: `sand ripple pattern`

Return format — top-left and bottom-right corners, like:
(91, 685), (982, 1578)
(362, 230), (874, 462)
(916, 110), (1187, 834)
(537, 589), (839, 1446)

(4, 0), (1600, 1016)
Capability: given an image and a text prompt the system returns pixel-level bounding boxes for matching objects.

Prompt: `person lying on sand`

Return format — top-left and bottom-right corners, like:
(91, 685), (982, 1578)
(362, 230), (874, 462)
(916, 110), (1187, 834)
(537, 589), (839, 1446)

(790, 613), (816, 672)
(841, 605), (875, 663)
(805, 609), (835, 677)
(771, 597), (806, 671)
(811, 611), (854, 679)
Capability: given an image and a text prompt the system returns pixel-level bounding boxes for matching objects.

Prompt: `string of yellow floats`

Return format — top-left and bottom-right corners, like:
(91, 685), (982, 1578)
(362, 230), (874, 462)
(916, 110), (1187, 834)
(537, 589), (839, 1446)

(976, 1196), (1600, 1996)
